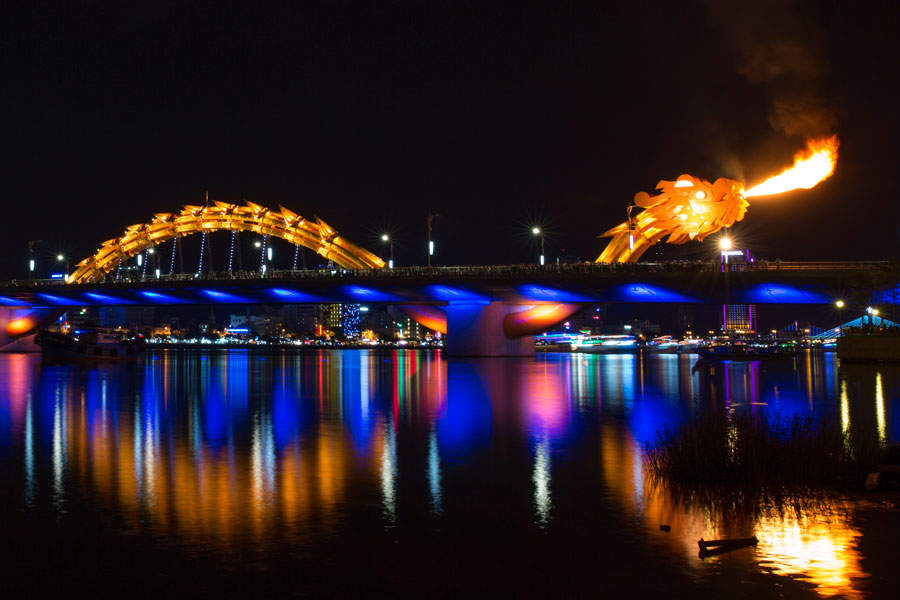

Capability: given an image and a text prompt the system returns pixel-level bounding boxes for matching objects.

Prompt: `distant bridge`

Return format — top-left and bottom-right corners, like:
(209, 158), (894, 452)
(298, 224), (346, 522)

(2, 261), (897, 356)
(7, 196), (898, 355)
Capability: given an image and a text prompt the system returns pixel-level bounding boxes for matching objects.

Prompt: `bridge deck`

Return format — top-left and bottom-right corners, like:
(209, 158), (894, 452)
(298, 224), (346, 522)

(1, 262), (897, 308)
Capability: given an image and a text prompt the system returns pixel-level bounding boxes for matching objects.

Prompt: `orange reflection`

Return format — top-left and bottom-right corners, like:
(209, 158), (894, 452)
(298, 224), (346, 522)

(601, 417), (868, 598)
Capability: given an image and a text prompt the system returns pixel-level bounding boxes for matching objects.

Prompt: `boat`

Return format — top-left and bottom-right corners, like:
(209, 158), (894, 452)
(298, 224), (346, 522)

(574, 335), (640, 354)
(643, 336), (680, 354)
(695, 343), (801, 361)
(35, 327), (146, 360)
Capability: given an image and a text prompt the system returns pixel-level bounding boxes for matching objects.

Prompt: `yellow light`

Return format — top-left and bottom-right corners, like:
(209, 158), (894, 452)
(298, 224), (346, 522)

(835, 300), (845, 308)
(719, 237), (732, 251)
(872, 309), (880, 316)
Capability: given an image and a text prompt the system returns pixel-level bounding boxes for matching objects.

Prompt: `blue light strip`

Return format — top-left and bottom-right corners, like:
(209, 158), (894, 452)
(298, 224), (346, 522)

(36, 293), (81, 306)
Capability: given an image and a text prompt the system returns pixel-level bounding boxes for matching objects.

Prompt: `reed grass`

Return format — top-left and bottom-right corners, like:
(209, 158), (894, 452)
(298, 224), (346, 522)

(644, 411), (887, 487)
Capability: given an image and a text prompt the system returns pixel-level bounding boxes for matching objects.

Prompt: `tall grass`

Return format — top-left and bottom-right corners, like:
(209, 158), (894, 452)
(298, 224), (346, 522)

(644, 411), (882, 487)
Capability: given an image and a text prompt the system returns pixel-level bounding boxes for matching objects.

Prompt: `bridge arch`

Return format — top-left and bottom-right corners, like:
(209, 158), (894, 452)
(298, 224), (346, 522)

(67, 201), (385, 284)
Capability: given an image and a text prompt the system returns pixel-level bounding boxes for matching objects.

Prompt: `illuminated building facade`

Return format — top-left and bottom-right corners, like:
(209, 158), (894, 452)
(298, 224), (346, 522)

(321, 303), (343, 335)
(723, 304), (756, 333)
(342, 303), (361, 339)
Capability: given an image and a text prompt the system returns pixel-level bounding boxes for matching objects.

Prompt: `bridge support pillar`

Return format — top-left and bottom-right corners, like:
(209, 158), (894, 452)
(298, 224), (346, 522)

(445, 302), (535, 357)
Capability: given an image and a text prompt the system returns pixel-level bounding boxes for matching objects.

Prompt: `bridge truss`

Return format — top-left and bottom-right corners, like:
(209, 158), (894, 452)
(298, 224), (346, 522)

(67, 201), (385, 284)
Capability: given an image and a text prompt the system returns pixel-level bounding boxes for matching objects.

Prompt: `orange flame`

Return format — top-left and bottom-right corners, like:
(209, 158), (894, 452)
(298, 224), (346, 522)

(744, 135), (839, 198)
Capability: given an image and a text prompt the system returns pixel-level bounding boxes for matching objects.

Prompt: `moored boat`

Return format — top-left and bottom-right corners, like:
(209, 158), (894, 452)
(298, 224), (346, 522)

(695, 343), (800, 360)
(35, 328), (146, 361)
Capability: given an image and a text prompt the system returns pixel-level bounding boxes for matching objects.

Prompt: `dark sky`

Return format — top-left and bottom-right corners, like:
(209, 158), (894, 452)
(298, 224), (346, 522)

(2, 0), (898, 277)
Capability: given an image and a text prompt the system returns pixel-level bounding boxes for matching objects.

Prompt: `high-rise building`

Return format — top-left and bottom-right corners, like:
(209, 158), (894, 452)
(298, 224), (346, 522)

(722, 304), (756, 333)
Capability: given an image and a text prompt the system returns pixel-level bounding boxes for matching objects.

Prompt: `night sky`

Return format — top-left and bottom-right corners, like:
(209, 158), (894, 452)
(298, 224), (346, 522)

(2, 1), (899, 278)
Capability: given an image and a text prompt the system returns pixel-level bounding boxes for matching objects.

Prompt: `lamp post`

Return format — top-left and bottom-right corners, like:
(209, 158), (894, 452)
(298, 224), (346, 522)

(426, 212), (438, 267)
(381, 234), (394, 269)
(835, 300), (845, 336)
(57, 254), (70, 278)
(719, 236), (732, 269)
(28, 240), (40, 280)
(532, 227), (545, 266)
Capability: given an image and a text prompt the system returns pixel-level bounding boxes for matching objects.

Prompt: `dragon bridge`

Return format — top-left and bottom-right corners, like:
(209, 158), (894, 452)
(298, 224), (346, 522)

(68, 201), (385, 284)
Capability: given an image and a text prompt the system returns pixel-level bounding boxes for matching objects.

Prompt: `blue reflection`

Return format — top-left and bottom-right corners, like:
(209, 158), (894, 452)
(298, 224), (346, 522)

(739, 283), (831, 304)
(202, 289), (253, 303)
(269, 288), (318, 301)
(518, 285), (586, 302)
(437, 362), (493, 459)
(0, 296), (30, 307)
(611, 284), (696, 303)
(37, 293), (81, 306)
(344, 285), (390, 302)
(341, 352), (375, 450)
(426, 285), (489, 303)
(140, 291), (184, 304)
(84, 292), (133, 305)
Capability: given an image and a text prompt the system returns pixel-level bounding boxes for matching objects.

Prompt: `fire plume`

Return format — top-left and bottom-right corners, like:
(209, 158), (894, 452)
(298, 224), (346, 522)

(744, 135), (839, 198)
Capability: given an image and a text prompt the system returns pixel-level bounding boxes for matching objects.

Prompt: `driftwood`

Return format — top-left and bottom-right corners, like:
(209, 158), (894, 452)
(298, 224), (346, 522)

(698, 536), (759, 558)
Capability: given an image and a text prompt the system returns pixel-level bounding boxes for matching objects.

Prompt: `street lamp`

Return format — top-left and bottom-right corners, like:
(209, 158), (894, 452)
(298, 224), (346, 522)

(866, 306), (880, 327)
(835, 300), (845, 336)
(719, 235), (734, 270)
(426, 212), (438, 267)
(381, 234), (394, 269)
(532, 227), (545, 266)
(28, 240), (41, 279)
(57, 254), (70, 278)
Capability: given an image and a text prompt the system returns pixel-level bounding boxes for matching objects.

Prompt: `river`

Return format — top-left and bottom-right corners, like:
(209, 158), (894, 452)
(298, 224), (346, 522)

(0, 349), (897, 598)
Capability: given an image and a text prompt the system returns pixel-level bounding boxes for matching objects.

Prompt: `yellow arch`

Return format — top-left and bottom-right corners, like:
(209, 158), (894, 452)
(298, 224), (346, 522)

(68, 201), (386, 284)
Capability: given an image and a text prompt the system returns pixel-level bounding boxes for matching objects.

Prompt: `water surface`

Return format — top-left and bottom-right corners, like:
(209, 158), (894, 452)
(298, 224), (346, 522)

(0, 350), (897, 598)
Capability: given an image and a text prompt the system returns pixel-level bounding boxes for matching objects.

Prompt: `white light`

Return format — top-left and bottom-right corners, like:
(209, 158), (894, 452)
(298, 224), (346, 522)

(254, 241), (261, 248)
(155, 268), (160, 278)
(674, 179), (693, 188)
(148, 248), (155, 254)
(540, 254), (545, 266)
(835, 300), (845, 308)
(388, 259), (394, 268)
(695, 190), (706, 199)
(29, 259), (35, 272)
(137, 254), (143, 266)
(267, 247), (273, 261)
(532, 227), (540, 235)
(381, 234), (389, 242)
(57, 254), (64, 261)
(719, 237), (732, 251)
(429, 241), (434, 256)
(261, 264), (267, 273)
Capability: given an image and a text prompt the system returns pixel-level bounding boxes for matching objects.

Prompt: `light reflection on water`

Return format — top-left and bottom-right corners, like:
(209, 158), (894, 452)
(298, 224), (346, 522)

(0, 349), (896, 597)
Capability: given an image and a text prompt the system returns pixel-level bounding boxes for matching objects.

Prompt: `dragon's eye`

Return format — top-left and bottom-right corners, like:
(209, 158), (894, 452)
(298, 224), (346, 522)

(695, 190), (706, 200)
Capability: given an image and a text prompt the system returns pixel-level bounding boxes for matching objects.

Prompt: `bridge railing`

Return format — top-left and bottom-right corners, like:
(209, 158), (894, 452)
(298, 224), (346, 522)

(2, 260), (894, 287)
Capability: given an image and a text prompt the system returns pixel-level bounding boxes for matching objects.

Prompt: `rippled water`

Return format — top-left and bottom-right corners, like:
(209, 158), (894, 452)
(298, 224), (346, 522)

(0, 350), (897, 597)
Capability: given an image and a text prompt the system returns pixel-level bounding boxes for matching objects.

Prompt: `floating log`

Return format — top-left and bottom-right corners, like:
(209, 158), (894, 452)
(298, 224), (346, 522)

(698, 536), (758, 558)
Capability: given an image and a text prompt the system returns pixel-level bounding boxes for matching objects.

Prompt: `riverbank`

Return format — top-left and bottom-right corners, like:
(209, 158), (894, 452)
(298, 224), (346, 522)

(837, 334), (900, 362)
